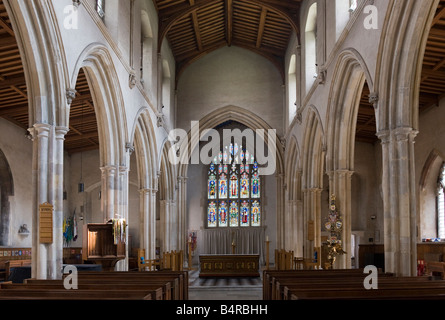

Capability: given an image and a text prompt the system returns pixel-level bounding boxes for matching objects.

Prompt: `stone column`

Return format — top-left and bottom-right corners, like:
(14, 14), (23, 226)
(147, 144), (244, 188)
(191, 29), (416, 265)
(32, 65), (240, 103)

(276, 173), (285, 249)
(177, 176), (187, 256)
(100, 165), (116, 222)
(377, 128), (418, 276)
(116, 165), (129, 271)
(29, 123), (50, 280)
(139, 187), (157, 260)
(328, 170), (354, 269)
(51, 126), (69, 279)
(29, 124), (67, 280)
(302, 188), (322, 259)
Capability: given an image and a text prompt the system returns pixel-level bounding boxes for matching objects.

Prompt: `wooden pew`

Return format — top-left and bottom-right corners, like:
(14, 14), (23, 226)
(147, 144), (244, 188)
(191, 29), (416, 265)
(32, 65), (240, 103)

(8, 270), (188, 301)
(0, 281), (164, 300)
(263, 269), (373, 300)
(3, 259), (31, 281)
(274, 249), (294, 270)
(263, 268), (445, 300)
(281, 277), (443, 300)
(0, 288), (153, 300)
(67, 270), (188, 300)
(427, 261), (445, 279)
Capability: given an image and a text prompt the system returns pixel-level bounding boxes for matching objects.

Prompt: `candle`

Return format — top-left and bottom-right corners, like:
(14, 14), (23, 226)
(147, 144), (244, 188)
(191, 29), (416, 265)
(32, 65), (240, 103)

(266, 236), (269, 242)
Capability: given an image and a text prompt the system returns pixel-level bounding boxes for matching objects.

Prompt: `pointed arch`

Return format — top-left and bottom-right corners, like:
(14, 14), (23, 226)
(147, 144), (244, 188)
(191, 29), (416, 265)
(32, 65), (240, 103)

(326, 49), (372, 173)
(71, 43), (128, 168)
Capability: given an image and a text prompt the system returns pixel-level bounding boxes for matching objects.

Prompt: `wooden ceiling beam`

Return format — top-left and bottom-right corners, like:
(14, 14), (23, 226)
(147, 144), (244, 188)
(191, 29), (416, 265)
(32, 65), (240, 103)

(256, 7), (267, 48)
(189, 0), (203, 51)
(158, 0), (220, 52)
(0, 15), (14, 37)
(225, 0), (233, 46)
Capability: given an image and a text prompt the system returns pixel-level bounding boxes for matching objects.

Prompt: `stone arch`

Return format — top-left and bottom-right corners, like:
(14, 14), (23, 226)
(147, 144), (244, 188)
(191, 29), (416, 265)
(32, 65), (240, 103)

(3, 0), (70, 280)
(325, 49), (374, 269)
(130, 108), (158, 260)
(284, 135), (302, 256)
(326, 49), (373, 173)
(374, 0), (439, 276)
(301, 107), (325, 258)
(159, 140), (178, 252)
(176, 105), (285, 248)
(4, 1), (70, 127)
(71, 43), (128, 168)
(0, 149), (13, 246)
(418, 149), (444, 242)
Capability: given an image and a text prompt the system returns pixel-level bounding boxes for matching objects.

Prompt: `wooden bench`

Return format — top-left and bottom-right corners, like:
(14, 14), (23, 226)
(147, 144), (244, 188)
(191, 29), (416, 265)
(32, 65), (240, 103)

(0, 288), (153, 300)
(264, 269), (445, 300)
(66, 270), (188, 300)
(263, 269), (373, 300)
(427, 261), (445, 279)
(0, 281), (164, 300)
(0, 259), (32, 281)
(0, 270), (188, 301)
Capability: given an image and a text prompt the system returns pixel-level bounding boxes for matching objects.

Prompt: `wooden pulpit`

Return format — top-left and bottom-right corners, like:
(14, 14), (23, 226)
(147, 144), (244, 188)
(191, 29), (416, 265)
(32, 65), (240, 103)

(82, 223), (125, 271)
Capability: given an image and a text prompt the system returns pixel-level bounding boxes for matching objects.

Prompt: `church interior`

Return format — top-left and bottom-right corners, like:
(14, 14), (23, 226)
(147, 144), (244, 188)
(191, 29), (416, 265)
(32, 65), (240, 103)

(0, 0), (445, 302)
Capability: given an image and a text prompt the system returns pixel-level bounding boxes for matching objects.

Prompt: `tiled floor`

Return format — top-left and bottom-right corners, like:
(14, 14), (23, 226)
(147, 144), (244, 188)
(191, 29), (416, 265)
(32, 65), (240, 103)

(188, 270), (263, 300)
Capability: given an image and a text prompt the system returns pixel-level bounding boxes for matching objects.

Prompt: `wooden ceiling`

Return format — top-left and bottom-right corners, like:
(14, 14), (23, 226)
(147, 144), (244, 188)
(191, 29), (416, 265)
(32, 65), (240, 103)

(153, 0), (302, 80)
(0, 0), (443, 152)
(356, 0), (445, 144)
(419, 0), (445, 113)
(0, 0), (98, 155)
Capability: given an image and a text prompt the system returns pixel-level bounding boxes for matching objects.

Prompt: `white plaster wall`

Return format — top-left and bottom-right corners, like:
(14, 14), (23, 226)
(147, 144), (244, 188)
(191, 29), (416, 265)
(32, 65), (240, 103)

(415, 97), (445, 239)
(352, 141), (383, 244)
(176, 46), (285, 137)
(0, 119), (33, 248)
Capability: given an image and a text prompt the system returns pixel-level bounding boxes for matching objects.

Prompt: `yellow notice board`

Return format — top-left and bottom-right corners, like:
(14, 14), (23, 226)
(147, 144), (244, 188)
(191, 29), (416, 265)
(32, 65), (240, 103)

(39, 203), (53, 244)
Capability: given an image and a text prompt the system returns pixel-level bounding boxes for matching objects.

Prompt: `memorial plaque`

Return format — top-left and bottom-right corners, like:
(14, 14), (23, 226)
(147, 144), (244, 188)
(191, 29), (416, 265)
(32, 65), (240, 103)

(39, 202), (53, 244)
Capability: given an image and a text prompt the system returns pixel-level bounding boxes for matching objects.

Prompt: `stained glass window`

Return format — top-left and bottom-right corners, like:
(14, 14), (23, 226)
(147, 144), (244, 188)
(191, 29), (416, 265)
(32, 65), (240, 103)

(251, 200), (261, 227)
(208, 164), (217, 200)
(240, 200), (250, 227)
(208, 201), (217, 228)
(219, 201), (228, 227)
(229, 201), (239, 227)
(207, 143), (261, 228)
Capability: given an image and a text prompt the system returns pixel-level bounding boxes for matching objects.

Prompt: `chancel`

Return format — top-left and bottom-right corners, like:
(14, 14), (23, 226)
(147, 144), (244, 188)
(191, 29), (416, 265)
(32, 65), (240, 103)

(1, 0), (445, 302)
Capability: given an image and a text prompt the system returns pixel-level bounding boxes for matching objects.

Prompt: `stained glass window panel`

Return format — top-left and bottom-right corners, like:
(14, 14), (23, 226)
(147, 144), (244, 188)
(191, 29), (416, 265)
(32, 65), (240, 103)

(240, 200), (250, 227)
(219, 173), (228, 199)
(251, 173), (260, 199)
(208, 175), (216, 199)
(251, 200), (261, 227)
(219, 201), (228, 227)
(229, 165), (238, 199)
(208, 201), (217, 228)
(240, 172), (250, 199)
(229, 201), (239, 227)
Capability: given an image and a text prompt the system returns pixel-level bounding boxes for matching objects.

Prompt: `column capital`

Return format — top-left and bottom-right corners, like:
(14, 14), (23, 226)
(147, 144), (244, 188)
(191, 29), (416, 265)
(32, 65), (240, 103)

(302, 187), (323, 194)
(393, 127), (418, 142)
(139, 188), (157, 195)
(55, 126), (69, 140)
(100, 165), (117, 174)
(376, 130), (391, 144)
(28, 123), (52, 139)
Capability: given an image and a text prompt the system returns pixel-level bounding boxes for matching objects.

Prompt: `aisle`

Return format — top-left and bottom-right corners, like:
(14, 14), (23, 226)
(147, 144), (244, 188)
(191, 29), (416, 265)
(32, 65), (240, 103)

(188, 270), (263, 300)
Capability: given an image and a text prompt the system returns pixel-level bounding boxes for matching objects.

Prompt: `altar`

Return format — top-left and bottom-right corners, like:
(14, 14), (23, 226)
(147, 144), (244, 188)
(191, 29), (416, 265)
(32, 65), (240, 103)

(199, 254), (260, 278)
